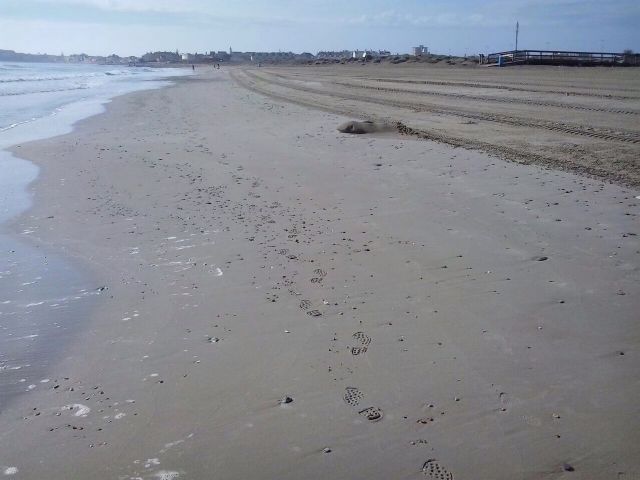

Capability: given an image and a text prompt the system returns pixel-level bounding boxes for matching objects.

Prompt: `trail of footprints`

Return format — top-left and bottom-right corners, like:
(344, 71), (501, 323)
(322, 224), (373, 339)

(199, 154), (459, 478)
(259, 192), (456, 479)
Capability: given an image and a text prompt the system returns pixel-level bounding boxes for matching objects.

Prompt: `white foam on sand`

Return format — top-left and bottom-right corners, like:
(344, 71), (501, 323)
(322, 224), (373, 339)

(23, 301), (44, 307)
(155, 471), (180, 480)
(173, 245), (195, 251)
(62, 403), (91, 417)
(144, 458), (160, 468)
(159, 433), (194, 454)
(3, 467), (18, 476)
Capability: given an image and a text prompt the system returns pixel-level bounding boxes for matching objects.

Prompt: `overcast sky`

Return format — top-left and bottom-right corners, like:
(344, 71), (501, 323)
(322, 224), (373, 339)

(1, 0), (638, 56)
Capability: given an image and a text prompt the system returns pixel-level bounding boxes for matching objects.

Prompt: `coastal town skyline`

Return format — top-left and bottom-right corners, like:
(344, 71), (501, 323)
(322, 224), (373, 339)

(1, 0), (639, 58)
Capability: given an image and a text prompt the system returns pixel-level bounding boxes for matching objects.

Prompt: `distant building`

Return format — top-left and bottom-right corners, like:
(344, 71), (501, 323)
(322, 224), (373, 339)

(105, 54), (125, 64)
(141, 51), (181, 63)
(68, 54), (88, 63)
(412, 45), (428, 56)
(214, 51), (230, 61)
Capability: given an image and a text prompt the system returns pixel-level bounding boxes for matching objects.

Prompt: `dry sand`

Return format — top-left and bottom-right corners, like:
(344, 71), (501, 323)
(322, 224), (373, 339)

(0, 68), (639, 479)
(233, 63), (640, 186)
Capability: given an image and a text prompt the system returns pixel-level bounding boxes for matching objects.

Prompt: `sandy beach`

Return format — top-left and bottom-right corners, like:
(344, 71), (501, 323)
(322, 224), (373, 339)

(233, 64), (640, 186)
(1, 66), (639, 479)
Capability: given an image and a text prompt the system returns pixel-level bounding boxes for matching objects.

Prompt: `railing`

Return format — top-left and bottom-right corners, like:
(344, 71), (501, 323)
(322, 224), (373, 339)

(479, 50), (639, 66)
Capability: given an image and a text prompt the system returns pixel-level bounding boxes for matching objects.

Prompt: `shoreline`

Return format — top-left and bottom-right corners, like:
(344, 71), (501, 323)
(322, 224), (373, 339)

(0, 69), (638, 479)
(0, 71), (189, 410)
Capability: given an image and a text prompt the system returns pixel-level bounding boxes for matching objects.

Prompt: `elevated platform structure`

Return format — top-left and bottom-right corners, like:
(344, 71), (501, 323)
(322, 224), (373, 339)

(479, 50), (639, 67)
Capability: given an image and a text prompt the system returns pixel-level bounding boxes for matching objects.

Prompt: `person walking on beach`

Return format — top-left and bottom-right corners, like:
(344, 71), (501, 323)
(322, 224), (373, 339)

(192, 64), (195, 71)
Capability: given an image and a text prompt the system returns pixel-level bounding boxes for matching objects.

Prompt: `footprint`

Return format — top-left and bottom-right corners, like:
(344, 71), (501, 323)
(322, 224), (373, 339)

(358, 406), (384, 422)
(278, 248), (289, 255)
(299, 299), (312, 310)
(422, 459), (454, 480)
(343, 388), (384, 422)
(313, 268), (327, 277)
(307, 310), (322, 317)
(350, 331), (371, 355)
(310, 277), (323, 284)
(352, 331), (371, 346)
(343, 387), (363, 407)
(498, 391), (510, 412)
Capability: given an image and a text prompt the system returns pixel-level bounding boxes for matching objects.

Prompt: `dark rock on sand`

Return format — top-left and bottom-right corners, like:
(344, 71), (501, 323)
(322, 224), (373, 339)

(337, 120), (393, 135)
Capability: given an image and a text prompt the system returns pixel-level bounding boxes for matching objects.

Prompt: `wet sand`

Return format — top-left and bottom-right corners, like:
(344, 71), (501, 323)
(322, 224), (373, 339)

(0, 152), (99, 409)
(0, 69), (639, 479)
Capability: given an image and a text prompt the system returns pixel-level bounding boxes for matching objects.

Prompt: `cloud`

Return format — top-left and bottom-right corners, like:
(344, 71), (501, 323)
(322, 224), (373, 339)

(34, 0), (203, 13)
(333, 0), (640, 29)
(488, 0), (640, 25)
(335, 10), (492, 28)
(5, 0), (640, 30)
(0, 0), (302, 29)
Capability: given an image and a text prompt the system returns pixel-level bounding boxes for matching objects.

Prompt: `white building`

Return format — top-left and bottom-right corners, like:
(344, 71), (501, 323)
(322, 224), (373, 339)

(412, 45), (428, 56)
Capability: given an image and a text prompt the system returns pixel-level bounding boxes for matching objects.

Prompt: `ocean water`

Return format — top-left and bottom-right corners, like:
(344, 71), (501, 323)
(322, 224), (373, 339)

(0, 62), (188, 134)
(0, 62), (190, 406)
(1, 62), (190, 222)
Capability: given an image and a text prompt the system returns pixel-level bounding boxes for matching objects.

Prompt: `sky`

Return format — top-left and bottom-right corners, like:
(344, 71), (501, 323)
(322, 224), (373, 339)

(0, 0), (639, 57)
